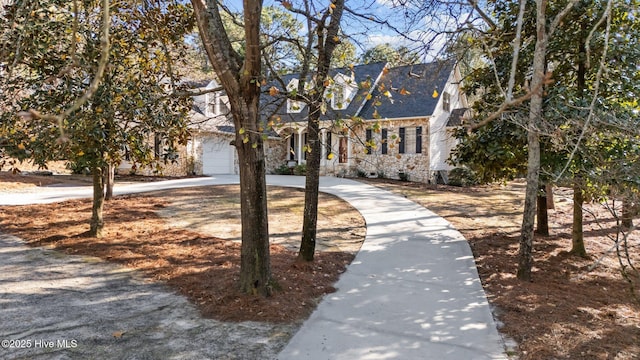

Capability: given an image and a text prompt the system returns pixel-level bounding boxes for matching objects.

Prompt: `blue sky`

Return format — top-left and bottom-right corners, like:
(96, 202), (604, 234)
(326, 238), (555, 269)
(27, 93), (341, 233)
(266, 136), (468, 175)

(217, 0), (469, 60)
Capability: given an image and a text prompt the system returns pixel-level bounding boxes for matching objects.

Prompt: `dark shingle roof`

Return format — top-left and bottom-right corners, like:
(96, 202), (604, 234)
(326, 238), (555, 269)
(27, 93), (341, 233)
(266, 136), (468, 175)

(359, 60), (455, 119)
(261, 62), (388, 123)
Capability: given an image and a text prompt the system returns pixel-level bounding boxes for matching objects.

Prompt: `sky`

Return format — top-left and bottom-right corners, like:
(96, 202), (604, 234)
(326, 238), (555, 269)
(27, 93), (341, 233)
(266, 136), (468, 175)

(218, 0), (476, 61)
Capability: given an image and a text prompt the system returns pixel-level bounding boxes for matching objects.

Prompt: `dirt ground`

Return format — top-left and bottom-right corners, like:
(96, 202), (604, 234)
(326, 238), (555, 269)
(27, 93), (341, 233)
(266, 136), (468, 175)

(1, 172), (639, 359)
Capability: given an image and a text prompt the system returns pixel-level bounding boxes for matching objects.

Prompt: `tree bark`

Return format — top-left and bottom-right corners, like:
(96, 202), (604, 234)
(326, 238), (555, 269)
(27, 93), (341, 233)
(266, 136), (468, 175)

(192, 0), (272, 295)
(298, 0), (345, 262)
(621, 198), (636, 229)
(571, 180), (587, 256)
(299, 114), (321, 261)
(536, 184), (549, 236)
(517, 0), (547, 282)
(104, 163), (114, 200)
(546, 183), (555, 209)
(236, 122), (271, 296)
(90, 166), (105, 238)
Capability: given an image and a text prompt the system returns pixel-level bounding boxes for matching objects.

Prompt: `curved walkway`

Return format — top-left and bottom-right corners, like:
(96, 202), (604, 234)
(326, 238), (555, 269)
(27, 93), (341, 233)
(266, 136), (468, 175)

(0, 175), (507, 359)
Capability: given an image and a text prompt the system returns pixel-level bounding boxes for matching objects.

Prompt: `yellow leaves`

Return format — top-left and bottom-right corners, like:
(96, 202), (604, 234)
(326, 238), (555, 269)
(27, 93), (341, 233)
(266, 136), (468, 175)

(327, 152), (335, 160)
(382, 67), (389, 75)
(432, 89), (439, 98)
(238, 127), (246, 135)
(366, 93), (373, 100)
(330, 3), (337, 9)
(77, 150), (84, 156)
(282, 0), (293, 10)
(17, 143), (25, 150)
(373, 109), (381, 119)
(396, 154), (402, 159)
(269, 86), (279, 96)
(112, 331), (125, 338)
(323, 79), (331, 87)
(261, 79), (267, 86)
(333, 36), (341, 43)
(383, 90), (392, 98)
(243, 136), (250, 144)
(399, 88), (411, 96)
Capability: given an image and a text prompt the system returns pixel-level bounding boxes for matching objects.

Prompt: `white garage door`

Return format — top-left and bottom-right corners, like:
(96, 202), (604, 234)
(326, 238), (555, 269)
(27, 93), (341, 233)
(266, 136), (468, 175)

(202, 138), (234, 175)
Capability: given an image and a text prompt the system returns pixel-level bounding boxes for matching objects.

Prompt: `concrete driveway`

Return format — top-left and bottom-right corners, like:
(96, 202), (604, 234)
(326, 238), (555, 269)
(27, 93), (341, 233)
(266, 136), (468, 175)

(0, 175), (508, 359)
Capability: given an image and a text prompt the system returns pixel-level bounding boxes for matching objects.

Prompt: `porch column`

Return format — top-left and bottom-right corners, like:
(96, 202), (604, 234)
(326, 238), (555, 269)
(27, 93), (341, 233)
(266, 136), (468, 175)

(297, 130), (303, 165)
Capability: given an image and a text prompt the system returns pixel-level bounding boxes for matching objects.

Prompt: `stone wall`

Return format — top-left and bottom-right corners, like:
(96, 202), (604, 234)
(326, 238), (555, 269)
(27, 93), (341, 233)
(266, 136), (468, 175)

(349, 117), (432, 183)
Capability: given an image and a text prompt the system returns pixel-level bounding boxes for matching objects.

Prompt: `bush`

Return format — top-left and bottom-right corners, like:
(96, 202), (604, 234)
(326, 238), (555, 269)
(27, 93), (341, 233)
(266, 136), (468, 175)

(398, 171), (409, 181)
(357, 169), (367, 178)
(293, 163), (306, 176)
(274, 163), (292, 175)
(448, 167), (480, 187)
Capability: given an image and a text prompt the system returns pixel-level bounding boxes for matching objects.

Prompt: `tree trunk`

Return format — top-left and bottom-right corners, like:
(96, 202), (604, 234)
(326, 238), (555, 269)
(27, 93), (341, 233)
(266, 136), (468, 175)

(236, 131), (271, 296)
(517, 0), (547, 282)
(571, 181), (587, 256)
(104, 163), (114, 200)
(90, 166), (105, 238)
(299, 114), (321, 262)
(536, 184), (549, 236)
(546, 183), (555, 210)
(298, 0), (344, 262)
(621, 198), (636, 229)
(192, 0), (272, 296)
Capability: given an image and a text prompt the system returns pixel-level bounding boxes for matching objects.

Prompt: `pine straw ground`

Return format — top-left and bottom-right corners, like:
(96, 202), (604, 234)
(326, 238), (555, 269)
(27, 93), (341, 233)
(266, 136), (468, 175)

(1, 172), (640, 359)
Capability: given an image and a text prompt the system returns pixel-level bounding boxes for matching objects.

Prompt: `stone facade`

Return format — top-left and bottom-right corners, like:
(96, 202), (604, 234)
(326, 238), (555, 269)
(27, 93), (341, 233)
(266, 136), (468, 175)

(350, 118), (432, 183)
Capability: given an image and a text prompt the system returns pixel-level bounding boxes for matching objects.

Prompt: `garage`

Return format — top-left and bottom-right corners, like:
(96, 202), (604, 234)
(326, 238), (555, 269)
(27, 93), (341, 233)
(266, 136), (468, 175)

(201, 138), (235, 175)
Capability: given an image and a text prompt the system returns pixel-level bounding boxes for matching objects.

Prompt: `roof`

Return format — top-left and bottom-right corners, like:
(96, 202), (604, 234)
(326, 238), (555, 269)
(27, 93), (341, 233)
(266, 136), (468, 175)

(359, 60), (455, 119)
(261, 62), (388, 123)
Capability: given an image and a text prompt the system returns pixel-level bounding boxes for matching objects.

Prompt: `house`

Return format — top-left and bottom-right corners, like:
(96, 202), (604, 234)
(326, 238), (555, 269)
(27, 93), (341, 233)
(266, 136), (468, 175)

(169, 60), (468, 183)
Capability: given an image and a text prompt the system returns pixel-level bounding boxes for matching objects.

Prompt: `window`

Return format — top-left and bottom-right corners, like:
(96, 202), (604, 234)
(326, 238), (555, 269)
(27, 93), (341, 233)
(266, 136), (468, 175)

(399, 127), (422, 154)
(289, 136), (296, 160)
(381, 128), (388, 155)
(325, 132), (333, 159)
(287, 99), (304, 113)
(332, 84), (345, 109)
(303, 133), (308, 160)
(443, 91), (451, 112)
(287, 78), (306, 113)
(365, 129), (373, 155)
(206, 92), (228, 116)
(339, 137), (348, 163)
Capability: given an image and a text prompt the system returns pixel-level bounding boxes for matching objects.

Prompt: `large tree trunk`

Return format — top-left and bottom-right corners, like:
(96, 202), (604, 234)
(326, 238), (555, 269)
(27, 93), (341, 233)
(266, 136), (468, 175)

(536, 184), (549, 236)
(104, 163), (114, 200)
(299, 113), (321, 262)
(90, 166), (105, 238)
(236, 125), (271, 296)
(192, 0), (272, 296)
(517, 0), (547, 282)
(298, 0), (344, 262)
(571, 180), (587, 256)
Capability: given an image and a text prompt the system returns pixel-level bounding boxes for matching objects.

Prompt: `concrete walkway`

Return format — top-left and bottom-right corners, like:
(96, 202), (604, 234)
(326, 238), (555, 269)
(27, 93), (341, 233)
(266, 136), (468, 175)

(0, 175), (508, 359)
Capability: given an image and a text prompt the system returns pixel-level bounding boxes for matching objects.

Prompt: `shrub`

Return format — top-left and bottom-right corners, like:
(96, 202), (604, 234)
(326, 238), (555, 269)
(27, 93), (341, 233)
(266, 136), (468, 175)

(293, 163), (307, 176)
(448, 167), (480, 187)
(274, 163), (292, 175)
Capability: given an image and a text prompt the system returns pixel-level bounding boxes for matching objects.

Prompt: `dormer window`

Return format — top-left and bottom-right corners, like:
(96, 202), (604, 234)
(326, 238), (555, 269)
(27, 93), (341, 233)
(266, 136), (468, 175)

(332, 84), (345, 109)
(330, 73), (357, 110)
(204, 81), (228, 117)
(206, 92), (220, 116)
(286, 78), (306, 113)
